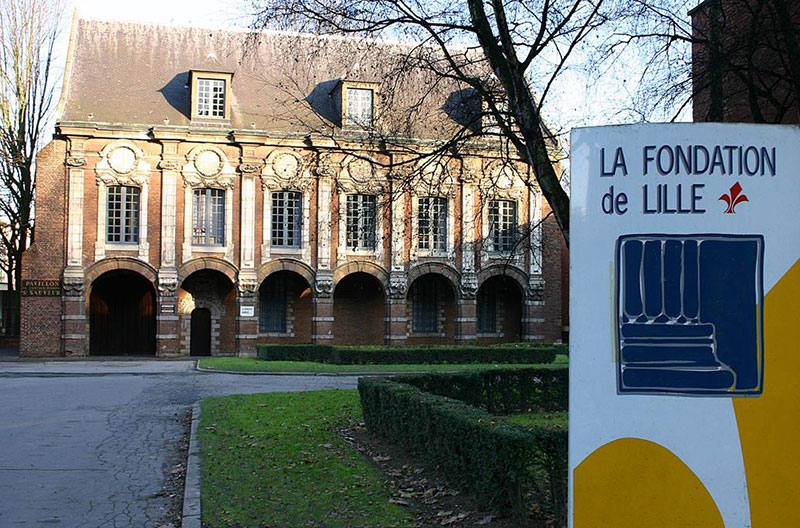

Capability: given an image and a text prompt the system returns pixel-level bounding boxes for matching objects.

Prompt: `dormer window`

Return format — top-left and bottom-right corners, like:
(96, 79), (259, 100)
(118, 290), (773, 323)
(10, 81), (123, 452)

(190, 71), (232, 121)
(197, 78), (226, 118)
(346, 87), (373, 127)
(331, 81), (379, 128)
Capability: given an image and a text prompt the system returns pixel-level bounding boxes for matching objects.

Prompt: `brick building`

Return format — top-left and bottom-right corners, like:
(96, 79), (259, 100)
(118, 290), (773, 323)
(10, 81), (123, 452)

(20, 18), (566, 357)
(691, 0), (800, 123)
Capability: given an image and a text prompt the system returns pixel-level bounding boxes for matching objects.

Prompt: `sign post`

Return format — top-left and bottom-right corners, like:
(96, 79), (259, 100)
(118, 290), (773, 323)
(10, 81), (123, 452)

(569, 124), (800, 527)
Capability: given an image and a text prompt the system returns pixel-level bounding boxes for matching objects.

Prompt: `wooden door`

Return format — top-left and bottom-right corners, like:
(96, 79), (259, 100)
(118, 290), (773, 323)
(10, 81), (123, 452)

(190, 308), (211, 356)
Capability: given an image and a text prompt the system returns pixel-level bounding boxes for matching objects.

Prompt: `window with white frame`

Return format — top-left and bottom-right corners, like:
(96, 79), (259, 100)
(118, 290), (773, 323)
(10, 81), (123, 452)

(107, 185), (140, 244)
(271, 191), (302, 248)
(346, 88), (374, 127)
(192, 188), (225, 245)
(411, 275), (440, 333)
(346, 194), (377, 250)
(196, 78), (226, 118)
(418, 196), (447, 252)
(259, 277), (287, 333)
(488, 199), (517, 252)
(477, 286), (497, 333)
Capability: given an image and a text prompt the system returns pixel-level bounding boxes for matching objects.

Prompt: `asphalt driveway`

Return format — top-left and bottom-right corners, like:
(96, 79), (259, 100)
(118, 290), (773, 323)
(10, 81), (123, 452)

(0, 360), (358, 527)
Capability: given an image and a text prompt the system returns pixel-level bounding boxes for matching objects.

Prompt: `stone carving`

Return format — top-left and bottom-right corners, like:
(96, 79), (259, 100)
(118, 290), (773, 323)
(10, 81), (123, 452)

(66, 157), (87, 167)
(96, 172), (148, 187)
(237, 277), (259, 298)
(459, 275), (478, 299)
(388, 274), (407, 299)
(195, 149), (223, 177)
(262, 151), (312, 191)
(108, 146), (137, 174)
(182, 147), (235, 188)
(347, 158), (373, 183)
(159, 160), (180, 171)
(238, 162), (261, 174)
(273, 153), (300, 179)
(314, 277), (333, 298)
(527, 279), (546, 302)
(62, 276), (85, 296)
(158, 276), (178, 296)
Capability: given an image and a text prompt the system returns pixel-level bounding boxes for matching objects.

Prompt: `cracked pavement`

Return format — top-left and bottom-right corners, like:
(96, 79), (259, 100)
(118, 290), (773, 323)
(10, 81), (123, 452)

(0, 360), (358, 527)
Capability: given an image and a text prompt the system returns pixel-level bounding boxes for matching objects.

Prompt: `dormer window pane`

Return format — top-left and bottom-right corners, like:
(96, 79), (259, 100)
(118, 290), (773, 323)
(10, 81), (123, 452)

(197, 78), (226, 118)
(347, 88), (373, 127)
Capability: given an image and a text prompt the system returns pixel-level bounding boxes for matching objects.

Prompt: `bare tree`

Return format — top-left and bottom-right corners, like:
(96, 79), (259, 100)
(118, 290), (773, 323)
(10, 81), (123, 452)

(247, 0), (625, 246)
(0, 0), (60, 335)
(594, 0), (800, 123)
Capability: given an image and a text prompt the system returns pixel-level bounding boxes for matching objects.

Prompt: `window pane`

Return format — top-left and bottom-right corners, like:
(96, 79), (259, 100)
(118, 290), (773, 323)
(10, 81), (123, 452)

(347, 88), (373, 126)
(193, 188), (224, 245)
(412, 276), (439, 333)
(259, 277), (287, 333)
(477, 286), (497, 333)
(419, 197), (447, 251)
(489, 200), (516, 252)
(107, 186), (122, 243)
(271, 191), (302, 248)
(346, 194), (376, 250)
(210, 189), (225, 245)
(197, 78), (226, 118)
(124, 187), (140, 243)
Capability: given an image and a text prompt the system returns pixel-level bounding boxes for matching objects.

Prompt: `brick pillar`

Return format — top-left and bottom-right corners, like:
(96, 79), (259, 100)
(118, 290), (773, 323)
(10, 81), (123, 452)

(62, 273), (87, 356)
(312, 271), (334, 344)
(522, 278), (546, 342)
(236, 273), (258, 357)
(156, 273), (181, 357)
(386, 271), (408, 345)
(456, 272), (478, 343)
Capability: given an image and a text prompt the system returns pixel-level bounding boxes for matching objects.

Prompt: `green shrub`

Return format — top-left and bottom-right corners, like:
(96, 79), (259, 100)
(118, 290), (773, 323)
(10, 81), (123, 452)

(358, 376), (567, 524)
(256, 343), (560, 365)
(398, 367), (568, 414)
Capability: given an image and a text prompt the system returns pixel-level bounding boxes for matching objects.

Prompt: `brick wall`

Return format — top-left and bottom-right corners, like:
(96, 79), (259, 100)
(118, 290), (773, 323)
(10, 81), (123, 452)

(20, 139), (67, 357)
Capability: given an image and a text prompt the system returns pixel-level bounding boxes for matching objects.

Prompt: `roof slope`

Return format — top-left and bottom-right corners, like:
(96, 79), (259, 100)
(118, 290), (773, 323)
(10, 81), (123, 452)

(60, 19), (479, 139)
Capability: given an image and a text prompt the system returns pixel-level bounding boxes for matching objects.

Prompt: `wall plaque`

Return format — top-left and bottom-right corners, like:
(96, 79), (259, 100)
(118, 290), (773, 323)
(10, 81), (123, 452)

(21, 279), (61, 297)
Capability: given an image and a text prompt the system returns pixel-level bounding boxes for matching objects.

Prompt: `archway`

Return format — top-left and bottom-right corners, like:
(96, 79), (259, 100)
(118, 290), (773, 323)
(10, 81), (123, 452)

(406, 273), (458, 344)
(258, 270), (313, 342)
(476, 275), (523, 343)
(179, 269), (236, 356)
(89, 269), (156, 355)
(333, 272), (385, 345)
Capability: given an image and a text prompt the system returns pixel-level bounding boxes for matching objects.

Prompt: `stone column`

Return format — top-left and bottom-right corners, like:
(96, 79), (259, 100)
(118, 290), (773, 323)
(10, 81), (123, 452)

(386, 272), (408, 345)
(523, 278), (546, 342)
(157, 145), (182, 356)
(63, 142), (88, 356)
(312, 271), (334, 344)
(236, 277), (258, 356)
(456, 274), (478, 343)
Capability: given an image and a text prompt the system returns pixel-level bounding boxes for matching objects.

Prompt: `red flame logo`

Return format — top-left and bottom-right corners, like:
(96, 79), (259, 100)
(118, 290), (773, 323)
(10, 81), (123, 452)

(719, 182), (749, 214)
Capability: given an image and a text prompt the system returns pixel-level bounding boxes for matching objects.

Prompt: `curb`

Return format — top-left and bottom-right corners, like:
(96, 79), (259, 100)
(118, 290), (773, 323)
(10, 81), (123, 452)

(182, 403), (202, 528)
(193, 364), (442, 377)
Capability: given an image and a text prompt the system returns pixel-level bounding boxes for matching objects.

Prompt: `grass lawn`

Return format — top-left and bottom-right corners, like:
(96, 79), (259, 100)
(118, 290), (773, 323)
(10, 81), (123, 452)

(200, 390), (413, 528)
(198, 354), (568, 373)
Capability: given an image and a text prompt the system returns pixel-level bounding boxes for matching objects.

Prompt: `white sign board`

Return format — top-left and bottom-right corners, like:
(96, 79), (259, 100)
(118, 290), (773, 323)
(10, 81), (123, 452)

(569, 123), (800, 527)
(239, 305), (255, 317)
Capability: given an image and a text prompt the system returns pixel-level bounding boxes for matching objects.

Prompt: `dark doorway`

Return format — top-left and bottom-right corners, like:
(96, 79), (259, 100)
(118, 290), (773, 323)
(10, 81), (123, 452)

(190, 308), (212, 356)
(333, 272), (385, 345)
(89, 270), (156, 355)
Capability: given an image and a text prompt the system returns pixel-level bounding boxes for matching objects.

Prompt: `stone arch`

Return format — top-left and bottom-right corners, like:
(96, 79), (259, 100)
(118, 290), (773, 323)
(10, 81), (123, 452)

(178, 257), (238, 284)
(333, 261), (389, 292)
(407, 262), (461, 297)
(84, 257), (158, 289)
(477, 264), (528, 294)
(257, 258), (315, 287)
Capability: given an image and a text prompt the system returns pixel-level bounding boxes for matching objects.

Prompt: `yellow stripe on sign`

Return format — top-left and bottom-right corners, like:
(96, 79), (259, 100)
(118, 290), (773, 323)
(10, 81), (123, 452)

(734, 257), (800, 527)
(573, 437), (723, 528)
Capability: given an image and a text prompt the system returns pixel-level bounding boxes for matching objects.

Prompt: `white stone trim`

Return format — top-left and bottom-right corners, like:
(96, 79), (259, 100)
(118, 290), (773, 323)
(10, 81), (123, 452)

(67, 168), (84, 267)
(530, 189), (543, 275)
(161, 170), (178, 267)
(240, 175), (256, 269)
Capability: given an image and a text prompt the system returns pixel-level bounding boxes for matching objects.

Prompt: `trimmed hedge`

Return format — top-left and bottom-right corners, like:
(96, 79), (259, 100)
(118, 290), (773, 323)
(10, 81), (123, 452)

(358, 375), (567, 524)
(256, 343), (564, 365)
(399, 366), (568, 414)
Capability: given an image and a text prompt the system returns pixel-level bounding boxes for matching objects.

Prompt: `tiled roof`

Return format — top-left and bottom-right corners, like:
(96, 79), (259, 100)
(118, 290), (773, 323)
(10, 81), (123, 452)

(60, 19), (478, 140)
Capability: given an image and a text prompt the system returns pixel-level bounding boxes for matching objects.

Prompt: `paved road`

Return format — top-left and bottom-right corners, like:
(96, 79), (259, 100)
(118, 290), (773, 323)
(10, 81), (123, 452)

(0, 361), (358, 527)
